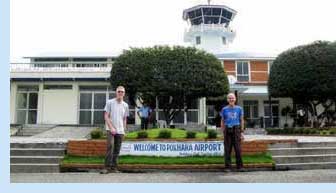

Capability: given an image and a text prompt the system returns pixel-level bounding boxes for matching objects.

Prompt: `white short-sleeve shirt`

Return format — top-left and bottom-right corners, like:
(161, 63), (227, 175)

(104, 98), (129, 134)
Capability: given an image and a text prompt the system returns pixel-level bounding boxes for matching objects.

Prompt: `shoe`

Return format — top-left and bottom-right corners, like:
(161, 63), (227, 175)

(236, 168), (246, 172)
(100, 169), (110, 174)
(223, 168), (231, 172)
(109, 168), (121, 173)
(223, 166), (232, 172)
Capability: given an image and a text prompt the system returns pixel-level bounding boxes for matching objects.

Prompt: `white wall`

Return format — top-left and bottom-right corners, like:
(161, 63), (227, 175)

(10, 82), (17, 124)
(41, 86), (78, 124)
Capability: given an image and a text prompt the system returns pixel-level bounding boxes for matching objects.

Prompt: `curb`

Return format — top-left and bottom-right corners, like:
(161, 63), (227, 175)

(61, 163), (274, 173)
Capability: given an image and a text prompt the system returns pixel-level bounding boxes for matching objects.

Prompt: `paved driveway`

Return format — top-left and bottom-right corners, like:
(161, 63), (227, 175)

(11, 169), (336, 183)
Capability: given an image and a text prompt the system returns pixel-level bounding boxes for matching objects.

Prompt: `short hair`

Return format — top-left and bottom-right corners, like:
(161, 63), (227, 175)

(116, 86), (125, 91)
(227, 93), (236, 99)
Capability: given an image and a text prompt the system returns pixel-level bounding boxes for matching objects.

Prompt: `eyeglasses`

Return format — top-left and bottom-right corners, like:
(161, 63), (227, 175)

(117, 90), (125, 93)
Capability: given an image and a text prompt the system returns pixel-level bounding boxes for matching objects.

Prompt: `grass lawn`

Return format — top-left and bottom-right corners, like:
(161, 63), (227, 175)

(125, 128), (210, 139)
(62, 153), (273, 165)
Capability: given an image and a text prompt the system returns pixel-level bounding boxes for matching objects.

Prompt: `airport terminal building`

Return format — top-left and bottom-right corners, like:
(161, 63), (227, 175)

(10, 3), (293, 129)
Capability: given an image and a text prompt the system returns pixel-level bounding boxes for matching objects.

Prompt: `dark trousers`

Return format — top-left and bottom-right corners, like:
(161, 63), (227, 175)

(105, 131), (123, 169)
(140, 117), (149, 130)
(224, 126), (243, 169)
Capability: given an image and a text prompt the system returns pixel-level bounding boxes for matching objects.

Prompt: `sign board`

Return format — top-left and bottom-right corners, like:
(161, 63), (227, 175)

(120, 141), (224, 157)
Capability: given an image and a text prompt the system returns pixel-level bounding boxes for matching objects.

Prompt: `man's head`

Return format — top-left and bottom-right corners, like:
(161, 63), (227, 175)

(227, 93), (236, 106)
(116, 86), (125, 101)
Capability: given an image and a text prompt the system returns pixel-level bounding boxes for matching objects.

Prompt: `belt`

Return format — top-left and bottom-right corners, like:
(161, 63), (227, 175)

(225, 125), (240, 129)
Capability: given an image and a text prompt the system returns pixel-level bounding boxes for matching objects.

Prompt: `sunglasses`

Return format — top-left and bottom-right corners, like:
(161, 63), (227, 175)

(117, 90), (125, 93)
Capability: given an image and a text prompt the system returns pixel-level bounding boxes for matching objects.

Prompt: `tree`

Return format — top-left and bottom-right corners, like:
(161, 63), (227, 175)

(268, 41), (336, 127)
(110, 46), (229, 125)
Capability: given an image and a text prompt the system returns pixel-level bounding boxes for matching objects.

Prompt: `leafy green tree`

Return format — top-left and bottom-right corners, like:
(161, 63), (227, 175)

(111, 46), (229, 125)
(268, 41), (336, 127)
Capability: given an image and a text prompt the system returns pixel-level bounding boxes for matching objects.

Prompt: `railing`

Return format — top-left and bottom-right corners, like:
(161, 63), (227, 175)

(10, 62), (112, 72)
(187, 24), (236, 33)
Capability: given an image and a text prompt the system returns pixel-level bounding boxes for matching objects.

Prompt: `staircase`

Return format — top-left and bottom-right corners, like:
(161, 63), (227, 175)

(14, 125), (56, 136)
(269, 142), (336, 170)
(10, 142), (66, 173)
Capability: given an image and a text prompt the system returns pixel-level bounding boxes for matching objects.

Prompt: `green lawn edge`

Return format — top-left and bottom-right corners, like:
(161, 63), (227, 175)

(62, 153), (274, 165)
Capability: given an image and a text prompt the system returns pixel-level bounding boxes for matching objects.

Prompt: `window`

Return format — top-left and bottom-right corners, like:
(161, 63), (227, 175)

(78, 86), (134, 125)
(79, 86), (111, 125)
(243, 100), (259, 128)
(264, 101), (279, 127)
(196, 36), (201, 45)
(236, 61), (249, 82)
(34, 58), (69, 62)
(16, 86), (39, 124)
(191, 17), (203, 25)
(187, 99), (199, 123)
(222, 36), (227, 45)
(73, 58), (107, 62)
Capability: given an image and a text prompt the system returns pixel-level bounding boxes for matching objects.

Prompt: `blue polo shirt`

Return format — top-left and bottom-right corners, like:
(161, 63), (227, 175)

(138, 106), (152, 118)
(220, 105), (243, 127)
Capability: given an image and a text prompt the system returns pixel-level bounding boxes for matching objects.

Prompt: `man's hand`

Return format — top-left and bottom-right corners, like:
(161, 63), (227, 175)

(110, 128), (117, 135)
(240, 133), (244, 141)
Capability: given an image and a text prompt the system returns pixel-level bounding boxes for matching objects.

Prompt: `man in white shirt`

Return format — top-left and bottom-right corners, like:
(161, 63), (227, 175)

(100, 86), (129, 174)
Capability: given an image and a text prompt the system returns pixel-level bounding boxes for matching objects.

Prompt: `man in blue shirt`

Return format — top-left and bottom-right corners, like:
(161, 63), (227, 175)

(137, 103), (152, 130)
(220, 93), (245, 172)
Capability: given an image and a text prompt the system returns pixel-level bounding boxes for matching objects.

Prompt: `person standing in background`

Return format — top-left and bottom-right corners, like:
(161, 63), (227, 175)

(137, 102), (152, 130)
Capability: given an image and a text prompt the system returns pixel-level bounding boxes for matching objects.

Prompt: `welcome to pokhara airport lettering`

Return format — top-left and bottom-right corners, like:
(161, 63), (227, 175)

(133, 143), (222, 152)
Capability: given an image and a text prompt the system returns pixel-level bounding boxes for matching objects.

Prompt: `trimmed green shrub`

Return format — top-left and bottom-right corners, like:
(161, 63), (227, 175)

(137, 131), (148, 139)
(321, 130), (329, 135)
(286, 128), (294, 134)
(158, 129), (172, 139)
(293, 128), (302, 134)
(283, 128), (290, 134)
(330, 131), (335, 135)
(303, 128), (310, 135)
(265, 128), (272, 134)
(207, 130), (217, 139)
(186, 131), (196, 139)
(90, 128), (103, 139)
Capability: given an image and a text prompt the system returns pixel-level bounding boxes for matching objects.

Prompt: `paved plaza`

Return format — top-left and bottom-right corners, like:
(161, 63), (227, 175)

(10, 169), (336, 183)
(10, 126), (336, 144)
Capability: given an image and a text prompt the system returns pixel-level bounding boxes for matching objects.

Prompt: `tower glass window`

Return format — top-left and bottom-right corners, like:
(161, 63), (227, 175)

(222, 36), (227, 45)
(196, 36), (201, 45)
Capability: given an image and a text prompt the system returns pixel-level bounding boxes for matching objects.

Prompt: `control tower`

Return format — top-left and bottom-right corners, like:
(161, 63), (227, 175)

(183, 1), (237, 53)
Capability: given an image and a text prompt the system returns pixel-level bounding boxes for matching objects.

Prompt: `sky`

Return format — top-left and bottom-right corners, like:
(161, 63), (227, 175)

(10, 0), (336, 62)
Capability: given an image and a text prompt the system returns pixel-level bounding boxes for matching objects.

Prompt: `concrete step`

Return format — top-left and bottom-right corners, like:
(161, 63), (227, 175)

(10, 142), (66, 149)
(16, 128), (52, 136)
(20, 128), (51, 131)
(244, 129), (266, 135)
(275, 162), (336, 170)
(10, 148), (65, 156)
(273, 154), (336, 163)
(20, 131), (46, 135)
(269, 142), (336, 149)
(10, 163), (60, 173)
(11, 156), (63, 164)
(269, 147), (336, 156)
